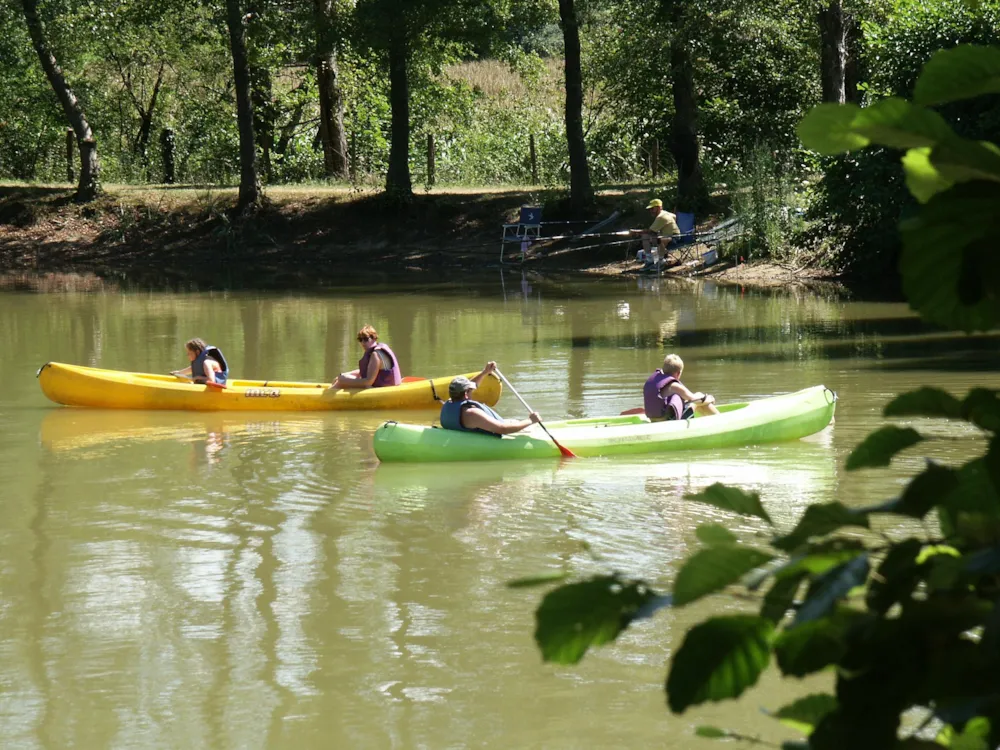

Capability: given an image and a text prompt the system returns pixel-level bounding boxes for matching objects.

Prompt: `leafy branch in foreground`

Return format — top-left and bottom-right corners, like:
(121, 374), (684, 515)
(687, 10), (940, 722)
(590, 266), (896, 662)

(519, 390), (1000, 746)
(516, 45), (1000, 749)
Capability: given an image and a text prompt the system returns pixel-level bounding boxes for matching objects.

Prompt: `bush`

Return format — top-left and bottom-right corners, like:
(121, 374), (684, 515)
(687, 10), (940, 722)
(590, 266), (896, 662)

(811, 0), (1000, 278)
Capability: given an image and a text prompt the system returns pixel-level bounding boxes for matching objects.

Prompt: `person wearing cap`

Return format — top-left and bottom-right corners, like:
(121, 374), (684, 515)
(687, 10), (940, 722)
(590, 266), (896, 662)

(632, 198), (680, 269)
(440, 361), (541, 436)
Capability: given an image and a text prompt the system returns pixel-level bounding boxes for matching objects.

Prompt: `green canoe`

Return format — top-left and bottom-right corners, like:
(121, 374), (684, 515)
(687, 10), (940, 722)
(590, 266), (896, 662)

(373, 385), (837, 463)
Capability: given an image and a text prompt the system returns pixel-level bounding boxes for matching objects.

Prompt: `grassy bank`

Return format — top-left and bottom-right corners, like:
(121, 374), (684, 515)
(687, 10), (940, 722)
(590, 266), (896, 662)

(0, 181), (835, 290)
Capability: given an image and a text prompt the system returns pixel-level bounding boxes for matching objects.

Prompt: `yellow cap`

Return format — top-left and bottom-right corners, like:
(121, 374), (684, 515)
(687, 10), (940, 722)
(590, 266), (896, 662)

(646, 199), (663, 209)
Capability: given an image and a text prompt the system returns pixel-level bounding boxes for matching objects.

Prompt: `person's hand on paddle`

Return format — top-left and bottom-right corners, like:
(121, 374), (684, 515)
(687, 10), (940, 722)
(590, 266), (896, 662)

(528, 411), (541, 424)
(691, 393), (715, 406)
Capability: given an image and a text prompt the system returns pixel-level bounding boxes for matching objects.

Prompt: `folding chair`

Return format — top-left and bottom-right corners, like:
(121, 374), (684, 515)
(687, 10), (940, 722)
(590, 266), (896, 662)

(500, 206), (543, 263)
(668, 211), (699, 264)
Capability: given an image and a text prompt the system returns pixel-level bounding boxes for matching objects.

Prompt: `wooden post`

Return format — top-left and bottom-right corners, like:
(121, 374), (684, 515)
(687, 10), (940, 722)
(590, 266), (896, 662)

(426, 133), (435, 187)
(652, 138), (660, 179)
(529, 133), (538, 184)
(349, 129), (357, 182)
(66, 128), (75, 183)
(160, 127), (176, 184)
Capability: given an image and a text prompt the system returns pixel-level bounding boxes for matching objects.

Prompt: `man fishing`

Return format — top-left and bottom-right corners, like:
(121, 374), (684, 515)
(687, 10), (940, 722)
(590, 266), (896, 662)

(633, 198), (680, 270)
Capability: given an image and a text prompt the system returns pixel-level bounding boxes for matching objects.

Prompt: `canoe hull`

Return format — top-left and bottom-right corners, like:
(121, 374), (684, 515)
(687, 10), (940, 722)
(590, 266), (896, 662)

(373, 385), (836, 462)
(37, 362), (502, 412)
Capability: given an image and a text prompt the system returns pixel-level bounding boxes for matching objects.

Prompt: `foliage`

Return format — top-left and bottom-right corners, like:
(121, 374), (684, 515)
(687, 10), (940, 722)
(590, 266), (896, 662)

(808, 0), (1000, 279)
(522, 44), (1000, 748)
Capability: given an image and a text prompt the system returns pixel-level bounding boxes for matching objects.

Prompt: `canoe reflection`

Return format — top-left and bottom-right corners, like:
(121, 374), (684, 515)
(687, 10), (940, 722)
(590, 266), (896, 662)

(372, 437), (837, 520)
(39, 409), (398, 455)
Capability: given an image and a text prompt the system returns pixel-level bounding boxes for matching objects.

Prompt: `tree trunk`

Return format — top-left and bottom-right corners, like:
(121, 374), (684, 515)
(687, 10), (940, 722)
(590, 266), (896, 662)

(669, 36), (708, 213)
(20, 0), (100, 201)
(131, 63), (164, 176)
(385, 28), (412, 200)
(314, 0), (349, 179)
(251, 66), (274, 183)
(844, 14), (863, 104)
(558, 0), (593, 213)
(818, 1), (848, 104)
(225, 0), (262, 213)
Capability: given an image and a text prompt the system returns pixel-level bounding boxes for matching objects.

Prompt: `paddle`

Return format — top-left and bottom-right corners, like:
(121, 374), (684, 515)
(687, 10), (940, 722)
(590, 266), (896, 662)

(494, 368), (577, 459)
(171, 372), (227, 389)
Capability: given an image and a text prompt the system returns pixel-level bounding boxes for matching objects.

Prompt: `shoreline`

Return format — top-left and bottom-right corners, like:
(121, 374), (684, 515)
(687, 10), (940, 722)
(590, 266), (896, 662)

(0, 183), (842, 293)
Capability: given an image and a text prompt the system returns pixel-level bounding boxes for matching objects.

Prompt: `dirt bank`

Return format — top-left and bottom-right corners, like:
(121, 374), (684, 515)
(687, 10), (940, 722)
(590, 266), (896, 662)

(0, 183), (838, 290)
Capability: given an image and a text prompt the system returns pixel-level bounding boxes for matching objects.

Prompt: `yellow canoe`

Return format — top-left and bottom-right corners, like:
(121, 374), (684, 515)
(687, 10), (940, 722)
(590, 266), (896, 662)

(37, 362), (502, 411)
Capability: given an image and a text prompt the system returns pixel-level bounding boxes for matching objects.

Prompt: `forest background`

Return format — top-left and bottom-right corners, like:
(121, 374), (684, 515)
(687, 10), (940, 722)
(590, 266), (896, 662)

(2, 0), (1000, 281)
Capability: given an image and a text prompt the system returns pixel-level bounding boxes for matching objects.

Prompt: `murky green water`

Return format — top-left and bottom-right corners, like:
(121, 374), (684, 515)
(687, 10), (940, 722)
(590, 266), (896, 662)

(1, 273), (997, 748)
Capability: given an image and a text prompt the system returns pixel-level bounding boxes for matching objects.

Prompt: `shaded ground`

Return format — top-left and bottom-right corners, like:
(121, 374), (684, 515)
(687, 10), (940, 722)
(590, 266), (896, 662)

(0, 183), (838, 290)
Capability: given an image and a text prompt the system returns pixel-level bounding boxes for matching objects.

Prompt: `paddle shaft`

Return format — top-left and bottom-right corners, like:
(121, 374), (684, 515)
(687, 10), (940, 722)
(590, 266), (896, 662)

(494, 369), (576, 458)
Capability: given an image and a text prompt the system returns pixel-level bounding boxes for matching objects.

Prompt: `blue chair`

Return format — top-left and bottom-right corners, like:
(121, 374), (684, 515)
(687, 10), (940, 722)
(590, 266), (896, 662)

(666, 211), (698, 264)
(501, 206), (543, 262)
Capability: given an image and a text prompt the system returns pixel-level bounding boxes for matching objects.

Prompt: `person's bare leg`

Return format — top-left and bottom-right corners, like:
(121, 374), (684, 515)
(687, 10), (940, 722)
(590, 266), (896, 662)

(695, 401), (721, 416)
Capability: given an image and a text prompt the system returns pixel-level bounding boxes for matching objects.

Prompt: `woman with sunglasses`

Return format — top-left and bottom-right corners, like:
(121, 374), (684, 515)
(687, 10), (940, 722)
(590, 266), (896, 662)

(332, 325), (402, 389)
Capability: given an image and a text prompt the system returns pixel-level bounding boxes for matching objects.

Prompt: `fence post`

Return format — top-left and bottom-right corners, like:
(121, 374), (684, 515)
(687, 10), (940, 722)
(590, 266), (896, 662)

(160, 127), (176, 184)
(349, 130), (357, 182)
(529, 134), (538, 184)
(427, 133), (435, 187)
(652, 138), (660, 179)
(66, 129), (75, 183)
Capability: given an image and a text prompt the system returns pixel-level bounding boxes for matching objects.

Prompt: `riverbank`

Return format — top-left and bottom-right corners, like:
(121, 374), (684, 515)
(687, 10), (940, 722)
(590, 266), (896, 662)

(0, 183), (838, 290)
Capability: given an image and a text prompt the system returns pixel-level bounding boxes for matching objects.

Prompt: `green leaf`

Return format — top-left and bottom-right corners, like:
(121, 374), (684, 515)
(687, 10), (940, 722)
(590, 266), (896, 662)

(772, 503), (870, 552)
(695, 523), (738, 546)
(774, 613), (854, 677)
(684, 483), (772, 524)
(534, 575), (656, 664)
(773, 540), (867, 580)
(864, 462), (961, 519)
(884, 387), (963, 419)
(900, 182), (1000, 332)
(797, 103), (869, 154)
(694, 726), (730, 739)
(845, 426), (925, 470)
(798, 99), (955, 155)
(866, 538), (923, 614)
(666, 615), (774, 713)
(903, 147), (954, 203)
(915, 45), (1000, 106)
(794, 555), (870, 625)
(673, 546), (774, 607)
(930, 139), (1000, 185)
(761, 572), (806, 624)
(950, 716), (992, 750)
(987, 435), (1000, 494)
(507, 571), (569, 589)
(769, 693), (838, 736)
(961, 389), (1000, 432)
(853, 98), (956, 150)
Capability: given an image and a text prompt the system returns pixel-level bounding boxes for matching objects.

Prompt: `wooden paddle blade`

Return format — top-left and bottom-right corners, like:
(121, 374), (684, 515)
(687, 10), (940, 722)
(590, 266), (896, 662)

(620, 406), (645, 416)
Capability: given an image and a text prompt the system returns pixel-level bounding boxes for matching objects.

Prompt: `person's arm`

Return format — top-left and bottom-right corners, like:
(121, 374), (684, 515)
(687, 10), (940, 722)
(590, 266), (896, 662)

(171, 365), (193, 376)
(333, 366), (370, 388)
(462, 408), (540, 435)
(203, 360), (220, 384)
(470, 361), (497, 388)
(667, 381), (715, 406)
(359, 354), (380, 387)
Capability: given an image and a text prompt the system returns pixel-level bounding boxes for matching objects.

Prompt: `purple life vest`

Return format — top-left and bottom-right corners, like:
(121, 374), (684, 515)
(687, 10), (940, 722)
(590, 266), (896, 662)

(359, 342), (402, 388)
(643, 370), (684, 420)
